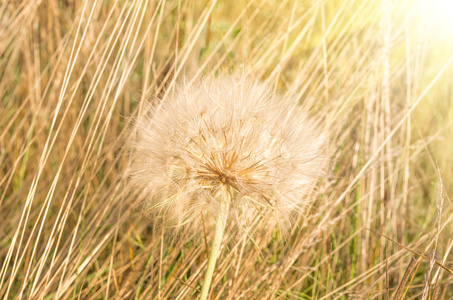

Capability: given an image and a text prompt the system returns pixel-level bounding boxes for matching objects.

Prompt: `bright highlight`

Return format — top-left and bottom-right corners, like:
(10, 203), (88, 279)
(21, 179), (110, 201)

(424, 0), (453, 27)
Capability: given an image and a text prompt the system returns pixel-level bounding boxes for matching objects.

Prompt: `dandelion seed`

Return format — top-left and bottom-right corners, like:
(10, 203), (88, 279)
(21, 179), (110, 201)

(127, 75), (326, 299)
(129, 76), (325, 229)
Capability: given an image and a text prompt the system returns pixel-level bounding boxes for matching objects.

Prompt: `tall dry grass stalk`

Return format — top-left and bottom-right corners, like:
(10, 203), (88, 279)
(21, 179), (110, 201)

(1, 0), (453, 299)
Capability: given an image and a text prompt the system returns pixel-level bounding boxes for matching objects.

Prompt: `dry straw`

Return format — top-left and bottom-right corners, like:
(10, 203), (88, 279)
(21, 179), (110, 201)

(127, 75), (326, 298)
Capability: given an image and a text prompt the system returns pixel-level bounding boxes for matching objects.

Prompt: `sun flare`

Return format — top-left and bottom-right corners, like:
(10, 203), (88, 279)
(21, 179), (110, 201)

(422, 0), (453, 27)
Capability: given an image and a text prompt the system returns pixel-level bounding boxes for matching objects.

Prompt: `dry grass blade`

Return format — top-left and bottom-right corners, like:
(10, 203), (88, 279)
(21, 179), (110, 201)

(368, 229), (453, 275)
(393, 256), (419, 300)
(171, 273), (201, 293)
(2, 0), (453, 298)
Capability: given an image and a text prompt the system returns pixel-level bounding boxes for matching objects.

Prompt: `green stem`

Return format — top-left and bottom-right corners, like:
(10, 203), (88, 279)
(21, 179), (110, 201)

(199, 189), (230, 300)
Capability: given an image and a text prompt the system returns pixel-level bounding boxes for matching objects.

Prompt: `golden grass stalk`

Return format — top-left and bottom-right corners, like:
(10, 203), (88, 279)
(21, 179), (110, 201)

(2, 0), (453, 298)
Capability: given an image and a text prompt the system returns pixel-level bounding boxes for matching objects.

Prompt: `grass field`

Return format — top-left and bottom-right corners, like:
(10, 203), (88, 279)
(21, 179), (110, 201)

(1, 0), (453, 299)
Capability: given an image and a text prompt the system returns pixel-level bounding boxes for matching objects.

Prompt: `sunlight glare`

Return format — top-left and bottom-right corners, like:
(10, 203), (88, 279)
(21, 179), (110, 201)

(424, 0), (453, 27)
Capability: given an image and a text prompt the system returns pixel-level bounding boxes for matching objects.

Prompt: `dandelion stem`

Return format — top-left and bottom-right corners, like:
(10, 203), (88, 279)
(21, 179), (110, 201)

(199, 188), (230, 300)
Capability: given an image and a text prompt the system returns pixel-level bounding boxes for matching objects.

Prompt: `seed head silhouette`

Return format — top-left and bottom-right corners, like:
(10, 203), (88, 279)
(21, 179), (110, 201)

(128, 76), (326, 231)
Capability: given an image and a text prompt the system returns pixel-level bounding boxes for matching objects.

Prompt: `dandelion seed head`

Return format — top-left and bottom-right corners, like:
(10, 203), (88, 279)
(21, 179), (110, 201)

(128, 76), (326, 231)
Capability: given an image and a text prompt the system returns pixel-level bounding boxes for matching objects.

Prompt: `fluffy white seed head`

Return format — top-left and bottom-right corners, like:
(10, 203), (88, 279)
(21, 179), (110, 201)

(127, 76), (326, 232)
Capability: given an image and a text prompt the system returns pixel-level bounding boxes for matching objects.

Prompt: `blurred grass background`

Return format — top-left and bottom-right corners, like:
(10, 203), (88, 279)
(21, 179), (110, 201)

(1, 0), (453, 299)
